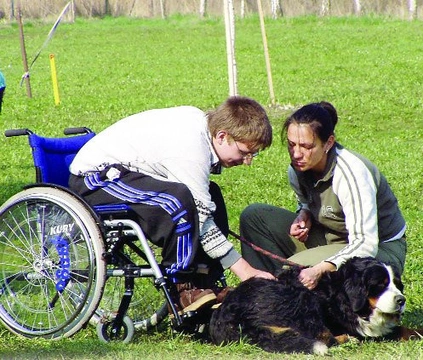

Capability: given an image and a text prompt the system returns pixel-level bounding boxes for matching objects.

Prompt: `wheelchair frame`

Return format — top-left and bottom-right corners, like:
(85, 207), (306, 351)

(0, 127), (213, 343)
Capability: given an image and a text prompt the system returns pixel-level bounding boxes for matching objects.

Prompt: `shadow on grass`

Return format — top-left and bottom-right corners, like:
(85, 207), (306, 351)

(403, 308), (423, 329)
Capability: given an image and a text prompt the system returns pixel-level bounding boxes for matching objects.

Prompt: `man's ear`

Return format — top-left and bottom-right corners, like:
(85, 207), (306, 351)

(215, 130), (228, 145)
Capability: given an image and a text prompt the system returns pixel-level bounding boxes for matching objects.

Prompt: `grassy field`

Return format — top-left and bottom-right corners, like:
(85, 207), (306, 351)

(0, 14), (423, 359)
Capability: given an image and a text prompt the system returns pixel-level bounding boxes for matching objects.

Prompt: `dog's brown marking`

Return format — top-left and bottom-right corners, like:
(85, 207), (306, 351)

(263, 325), (292, 334)
(316, 329), (336, 345)
(316, 330), (351, 346)
(368, 297), (378, 309)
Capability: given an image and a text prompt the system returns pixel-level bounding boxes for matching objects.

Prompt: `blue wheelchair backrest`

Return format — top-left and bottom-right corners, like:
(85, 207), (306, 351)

(21, 128), (132, 216)
(29, 131), (95, 187)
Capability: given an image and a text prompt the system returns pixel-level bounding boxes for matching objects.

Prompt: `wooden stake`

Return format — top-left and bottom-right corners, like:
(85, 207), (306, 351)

(49, 54), (60, 105)
(257, 0), (275, 105)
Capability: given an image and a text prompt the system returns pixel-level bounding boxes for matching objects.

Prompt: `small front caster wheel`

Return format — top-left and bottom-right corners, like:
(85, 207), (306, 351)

(96, 315), (135, 343)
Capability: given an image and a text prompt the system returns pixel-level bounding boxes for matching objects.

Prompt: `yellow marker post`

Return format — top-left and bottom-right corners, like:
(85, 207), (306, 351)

(49, 54), (60, 105)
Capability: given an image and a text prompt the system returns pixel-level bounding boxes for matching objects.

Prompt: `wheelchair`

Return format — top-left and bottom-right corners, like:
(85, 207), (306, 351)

(0, 127), (225, 343)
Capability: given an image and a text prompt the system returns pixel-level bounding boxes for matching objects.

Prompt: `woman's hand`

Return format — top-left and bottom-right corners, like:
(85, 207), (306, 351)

(298, 262), (336, 290)
(290, 209), (312, 242)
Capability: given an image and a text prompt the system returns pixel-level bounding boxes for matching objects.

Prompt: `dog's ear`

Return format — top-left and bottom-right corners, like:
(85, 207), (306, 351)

(344, 279), (368, 312)
(340, 264), (368, 313)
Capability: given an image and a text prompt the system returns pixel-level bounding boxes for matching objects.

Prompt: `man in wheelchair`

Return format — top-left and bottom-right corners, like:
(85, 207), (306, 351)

(69, 96), (275, 314)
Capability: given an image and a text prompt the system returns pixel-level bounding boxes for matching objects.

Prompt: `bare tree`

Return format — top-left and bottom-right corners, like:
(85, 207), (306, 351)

(2, 0), (423, 21)
(129, 0), (137, 17)
(353, 0), (361, 15)
(320, 0), (330, 16)
(148, 0), (154, 17)
(199, 0), (207, 17)
(159, 0), (166, 19)
(408, 0), (417, 20)
(271, 0), (283, 19)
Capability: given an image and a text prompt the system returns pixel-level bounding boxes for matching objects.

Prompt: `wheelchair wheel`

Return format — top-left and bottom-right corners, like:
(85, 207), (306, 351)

(0, 186), (106, 339)
(91, 243), (169, 332)
(96, 315), (135, 343)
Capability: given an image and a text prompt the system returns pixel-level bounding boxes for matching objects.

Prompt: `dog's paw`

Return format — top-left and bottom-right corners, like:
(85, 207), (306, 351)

(334, 334), (359, 345)
(313, 341), (329, 356)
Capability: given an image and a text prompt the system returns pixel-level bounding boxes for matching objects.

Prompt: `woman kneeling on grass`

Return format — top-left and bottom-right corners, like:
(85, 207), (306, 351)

(240, 101), (407, 290)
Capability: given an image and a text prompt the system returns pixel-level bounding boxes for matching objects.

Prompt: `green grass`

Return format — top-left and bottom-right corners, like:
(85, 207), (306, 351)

(0, 14), (423, 359)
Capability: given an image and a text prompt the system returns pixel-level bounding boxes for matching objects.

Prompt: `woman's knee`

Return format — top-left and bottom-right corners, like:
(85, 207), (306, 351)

(240, 203), (273, 233)
(240, 203), (282, 222)
(241, 204), (296, 227)
(240, 203), (263, 223)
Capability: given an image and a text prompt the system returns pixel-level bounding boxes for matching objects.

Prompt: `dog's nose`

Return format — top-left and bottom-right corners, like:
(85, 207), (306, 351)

(395, 294), (406, 307)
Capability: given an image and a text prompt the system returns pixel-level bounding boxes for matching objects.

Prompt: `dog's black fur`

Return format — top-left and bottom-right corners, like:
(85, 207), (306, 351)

(209, 257), (420, 355)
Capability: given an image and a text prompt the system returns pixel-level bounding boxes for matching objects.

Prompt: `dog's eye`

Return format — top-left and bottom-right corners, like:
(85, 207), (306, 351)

(368, 282), (388, 297)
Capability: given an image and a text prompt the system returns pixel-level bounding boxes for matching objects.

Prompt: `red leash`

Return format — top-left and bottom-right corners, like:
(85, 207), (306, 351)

(228, 229), (306, 269)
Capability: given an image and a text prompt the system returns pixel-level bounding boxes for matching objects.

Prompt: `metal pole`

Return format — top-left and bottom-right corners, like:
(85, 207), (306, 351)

(17, 3), (32, 98)
(223, 0), (237, 96)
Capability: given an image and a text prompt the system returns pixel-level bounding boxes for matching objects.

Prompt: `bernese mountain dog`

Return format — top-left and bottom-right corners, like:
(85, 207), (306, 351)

(209, 257), (422, 355)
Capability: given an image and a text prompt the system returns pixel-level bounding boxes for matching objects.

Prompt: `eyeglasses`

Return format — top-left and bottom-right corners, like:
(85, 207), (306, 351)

(234, 139), (259, 160)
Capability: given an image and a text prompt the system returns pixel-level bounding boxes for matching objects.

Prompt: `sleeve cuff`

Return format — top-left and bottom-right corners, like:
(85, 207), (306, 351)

(219, 248), (242, 269)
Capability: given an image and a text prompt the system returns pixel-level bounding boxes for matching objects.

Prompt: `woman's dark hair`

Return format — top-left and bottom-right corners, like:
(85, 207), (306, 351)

(282, 101), (338, 142)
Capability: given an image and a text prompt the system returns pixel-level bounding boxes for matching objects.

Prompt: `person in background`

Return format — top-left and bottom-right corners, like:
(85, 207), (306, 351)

(69, 96), (275, 313)
(0, 70), (5, 113)
(240, 101), (406, 290)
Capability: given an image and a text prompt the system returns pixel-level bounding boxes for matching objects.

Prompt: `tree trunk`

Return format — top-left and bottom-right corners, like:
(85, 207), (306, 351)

(320, 0), (330, 16)
(408, 0), (417, 21)
(353, 0), (361, 15)
(199, 0), (207, 17)
(159, 0), (166, 19)
(271, 0), (283, 19)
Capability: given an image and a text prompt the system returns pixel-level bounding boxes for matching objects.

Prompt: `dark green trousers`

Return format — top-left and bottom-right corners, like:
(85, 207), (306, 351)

(240, 203), (406, 275)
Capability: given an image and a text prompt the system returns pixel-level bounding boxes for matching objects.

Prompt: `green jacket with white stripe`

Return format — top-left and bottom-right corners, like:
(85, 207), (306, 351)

(288, 143), (406, 269)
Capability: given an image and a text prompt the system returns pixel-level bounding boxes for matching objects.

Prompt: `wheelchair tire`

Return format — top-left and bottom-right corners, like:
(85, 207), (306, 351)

(0, 186), (106, 339)
(96, 315), (135, 343)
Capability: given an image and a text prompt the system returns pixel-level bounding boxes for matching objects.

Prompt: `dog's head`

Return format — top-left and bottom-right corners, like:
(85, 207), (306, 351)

(337, 257), (405, 337)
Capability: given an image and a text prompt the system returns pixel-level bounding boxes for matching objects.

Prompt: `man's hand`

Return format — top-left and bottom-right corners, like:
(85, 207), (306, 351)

(230, 257), (275, 282)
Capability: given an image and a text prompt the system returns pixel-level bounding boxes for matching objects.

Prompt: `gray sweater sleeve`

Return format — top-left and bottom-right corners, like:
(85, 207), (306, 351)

(196, 199), (242, 269)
